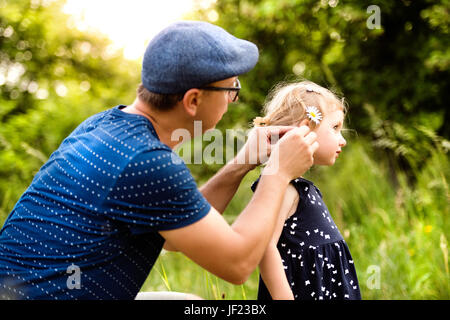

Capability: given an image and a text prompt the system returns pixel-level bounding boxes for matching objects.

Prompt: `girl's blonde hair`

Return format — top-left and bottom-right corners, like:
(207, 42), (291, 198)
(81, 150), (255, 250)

(253, 81), (346, 129)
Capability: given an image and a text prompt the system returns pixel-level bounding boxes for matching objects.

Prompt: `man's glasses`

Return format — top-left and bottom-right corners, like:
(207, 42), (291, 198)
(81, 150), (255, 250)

(199, 78), (241, 102)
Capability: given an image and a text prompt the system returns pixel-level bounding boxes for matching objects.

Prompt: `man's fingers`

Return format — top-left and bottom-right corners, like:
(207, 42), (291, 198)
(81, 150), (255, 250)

(282, 125), (311, 139)
(295, 125), (312, 137)
(264, 125), (297, 139)
(303, 131), (317, 145)
(310, 141), (319, 153)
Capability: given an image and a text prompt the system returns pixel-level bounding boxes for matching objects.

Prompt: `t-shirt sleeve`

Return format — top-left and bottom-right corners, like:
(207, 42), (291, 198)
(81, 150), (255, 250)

(103, 148), (211, 233)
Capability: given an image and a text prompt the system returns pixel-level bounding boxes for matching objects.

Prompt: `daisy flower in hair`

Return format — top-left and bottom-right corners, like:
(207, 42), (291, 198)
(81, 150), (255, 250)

(306, 106), (322, 125)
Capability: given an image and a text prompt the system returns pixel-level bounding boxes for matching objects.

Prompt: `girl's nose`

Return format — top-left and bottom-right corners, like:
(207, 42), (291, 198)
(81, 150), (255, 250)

(339, 134), (347, 147)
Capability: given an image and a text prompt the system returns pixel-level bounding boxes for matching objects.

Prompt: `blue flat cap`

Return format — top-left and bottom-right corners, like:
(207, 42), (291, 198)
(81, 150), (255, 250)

(141, 21), (259, 94)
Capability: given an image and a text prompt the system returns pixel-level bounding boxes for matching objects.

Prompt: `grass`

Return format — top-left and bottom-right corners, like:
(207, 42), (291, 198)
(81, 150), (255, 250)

(0, 137), (448, 299)
(141, 251), (259, 300)
(140, 139), (449, 300)
(140, 168), (262, 300)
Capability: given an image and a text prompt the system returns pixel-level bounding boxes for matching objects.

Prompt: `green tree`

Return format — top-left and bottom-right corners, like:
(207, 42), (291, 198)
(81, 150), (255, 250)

(190, 0), (449, 177)
(0, 0), (140, 222)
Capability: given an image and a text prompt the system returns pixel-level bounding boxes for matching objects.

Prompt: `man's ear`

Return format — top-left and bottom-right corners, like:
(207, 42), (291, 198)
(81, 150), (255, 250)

(181, 89), (201, 117)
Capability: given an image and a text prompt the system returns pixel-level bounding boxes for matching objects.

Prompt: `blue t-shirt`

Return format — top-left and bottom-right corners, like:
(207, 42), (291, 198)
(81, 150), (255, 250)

(0, 105), (211, 300)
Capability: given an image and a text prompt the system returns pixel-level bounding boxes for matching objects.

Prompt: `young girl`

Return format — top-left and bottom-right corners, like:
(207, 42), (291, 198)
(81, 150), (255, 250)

(251, 81), (361, 300)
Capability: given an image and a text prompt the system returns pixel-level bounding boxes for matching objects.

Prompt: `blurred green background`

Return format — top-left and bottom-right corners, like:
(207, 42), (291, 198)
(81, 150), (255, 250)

(0, 0), (448, 299)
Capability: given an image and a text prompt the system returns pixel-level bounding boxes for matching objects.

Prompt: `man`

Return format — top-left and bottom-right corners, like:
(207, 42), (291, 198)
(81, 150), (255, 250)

(0, 21), (318, 299)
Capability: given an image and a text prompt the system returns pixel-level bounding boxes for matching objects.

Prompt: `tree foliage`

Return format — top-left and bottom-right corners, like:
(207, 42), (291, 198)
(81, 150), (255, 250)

(1, 0), (448, 219)
(190, 0), (449, 174)
(0, 0), (139, 217)
(0, 0), (448, 299)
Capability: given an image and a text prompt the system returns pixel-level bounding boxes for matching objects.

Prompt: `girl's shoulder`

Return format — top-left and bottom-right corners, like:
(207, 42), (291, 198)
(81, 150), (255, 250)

(290, 177), (323, 199)
(284, 183), (300, 221)
(252, 175), (321, 197)
(250, 175), (301, 221)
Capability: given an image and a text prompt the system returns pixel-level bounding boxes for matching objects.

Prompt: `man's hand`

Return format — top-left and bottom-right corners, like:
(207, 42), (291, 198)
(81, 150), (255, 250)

(234, 126), (296, 170)
(264, 125), (318, 181)
(200, 126), (298, 214)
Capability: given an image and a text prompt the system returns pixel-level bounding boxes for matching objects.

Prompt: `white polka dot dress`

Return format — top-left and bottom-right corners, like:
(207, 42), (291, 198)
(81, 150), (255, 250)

(252, 177), (361, 300)
(0, 105), (211, 300)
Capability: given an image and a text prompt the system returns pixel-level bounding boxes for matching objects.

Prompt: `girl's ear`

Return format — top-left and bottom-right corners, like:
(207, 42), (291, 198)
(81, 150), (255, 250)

(298, 118), (310, 127)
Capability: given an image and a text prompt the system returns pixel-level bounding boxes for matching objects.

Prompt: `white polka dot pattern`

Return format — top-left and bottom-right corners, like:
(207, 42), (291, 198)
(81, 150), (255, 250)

(0, 105), (211, 299)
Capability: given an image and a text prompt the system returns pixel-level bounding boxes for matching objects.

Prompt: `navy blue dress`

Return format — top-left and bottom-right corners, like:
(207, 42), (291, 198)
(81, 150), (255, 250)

(251, 177), (361, 300)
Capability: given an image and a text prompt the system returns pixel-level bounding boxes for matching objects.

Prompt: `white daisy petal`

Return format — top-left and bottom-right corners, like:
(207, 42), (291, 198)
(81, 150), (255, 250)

(306, 106), (322, 125)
